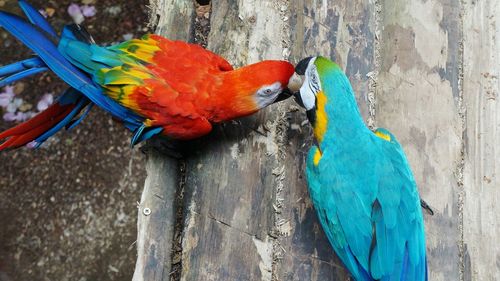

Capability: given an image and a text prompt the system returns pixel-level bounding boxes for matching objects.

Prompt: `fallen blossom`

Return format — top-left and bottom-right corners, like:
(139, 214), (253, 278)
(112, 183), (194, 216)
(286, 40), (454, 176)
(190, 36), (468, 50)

(38, 9), (48, 18)
(0, 86), (15, 108)
(26, 141), (38, 149)
(81, 5), (96, 17)
(122, 33), (134, 41)
(68, 3), (84, 24)
(2, 112), (29, 122)
(37, 93), (54, 112)
(2, 112), (16, 122)
(6, 98), (23, 113)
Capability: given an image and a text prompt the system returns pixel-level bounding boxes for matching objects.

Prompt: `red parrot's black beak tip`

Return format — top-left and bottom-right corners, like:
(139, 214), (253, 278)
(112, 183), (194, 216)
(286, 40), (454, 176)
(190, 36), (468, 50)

(273, 88), (293, 103)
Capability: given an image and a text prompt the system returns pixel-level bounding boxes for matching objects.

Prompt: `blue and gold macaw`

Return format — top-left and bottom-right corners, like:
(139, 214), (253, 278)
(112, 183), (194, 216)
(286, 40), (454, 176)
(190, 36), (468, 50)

(291, 56), (427, 281)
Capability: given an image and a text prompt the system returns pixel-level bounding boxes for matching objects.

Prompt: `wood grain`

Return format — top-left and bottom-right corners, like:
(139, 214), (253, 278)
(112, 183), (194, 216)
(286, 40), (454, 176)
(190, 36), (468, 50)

(376, 0), (462, 280)
(144, 0), (500, 280)
(133, 1), (195, 280)
(463, 0), (500, 280)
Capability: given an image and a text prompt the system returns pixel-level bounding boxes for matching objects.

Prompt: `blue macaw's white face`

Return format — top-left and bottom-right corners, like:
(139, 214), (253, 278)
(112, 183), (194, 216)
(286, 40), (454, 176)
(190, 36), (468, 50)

(299, 57), (321, 111)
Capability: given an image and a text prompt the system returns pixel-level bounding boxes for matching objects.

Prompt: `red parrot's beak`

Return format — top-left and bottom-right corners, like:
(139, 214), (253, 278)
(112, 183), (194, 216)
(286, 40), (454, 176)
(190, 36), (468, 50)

(272, 72), (303, 104)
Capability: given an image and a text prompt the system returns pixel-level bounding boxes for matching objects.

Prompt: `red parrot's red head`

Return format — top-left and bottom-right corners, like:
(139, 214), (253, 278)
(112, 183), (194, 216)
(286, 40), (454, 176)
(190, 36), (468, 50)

(213, 60), (298, 121)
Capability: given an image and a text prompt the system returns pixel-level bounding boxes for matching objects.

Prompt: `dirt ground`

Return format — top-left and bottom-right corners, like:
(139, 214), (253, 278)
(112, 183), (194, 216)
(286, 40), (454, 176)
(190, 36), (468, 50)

(0, 0), (152, 280)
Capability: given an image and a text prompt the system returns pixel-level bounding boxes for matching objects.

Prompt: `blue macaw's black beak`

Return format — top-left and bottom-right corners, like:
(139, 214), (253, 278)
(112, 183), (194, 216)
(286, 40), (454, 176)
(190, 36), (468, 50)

(294, 57), (316, 125)
(306, 108), (316, 125)
(294, 90), (317, 125)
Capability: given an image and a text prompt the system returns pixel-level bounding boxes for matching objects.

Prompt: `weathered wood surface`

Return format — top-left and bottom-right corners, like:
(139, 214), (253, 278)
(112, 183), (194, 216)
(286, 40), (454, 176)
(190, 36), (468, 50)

(463, 0), (500, 280)
(376, 1), (463, 280)
(133, 1), (194, 280)
(143, 0), (500, 281)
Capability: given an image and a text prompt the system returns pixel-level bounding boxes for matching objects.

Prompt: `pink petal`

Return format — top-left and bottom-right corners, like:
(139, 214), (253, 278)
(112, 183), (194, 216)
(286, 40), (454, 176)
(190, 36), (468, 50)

(81, 5), (96, 17)
(3, 86), (15, 96)
(0, 97), (11, 108)
(38, 9), (48, 18)
(6, 102), (18, 113)
(123, 33), (134, 41)
(37, 93), (54, 112)
(15, 112), (26, 121)
(3, 112), (17, 122)
(26, 141), (38, 149)
(0, 87), (15, 105)
(68, 3), (84, 24)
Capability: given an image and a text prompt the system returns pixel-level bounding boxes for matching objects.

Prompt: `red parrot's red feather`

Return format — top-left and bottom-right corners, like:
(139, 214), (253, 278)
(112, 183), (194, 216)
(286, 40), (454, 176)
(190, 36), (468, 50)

(0, 104), (74, 150)
(0, 103), (72, 139)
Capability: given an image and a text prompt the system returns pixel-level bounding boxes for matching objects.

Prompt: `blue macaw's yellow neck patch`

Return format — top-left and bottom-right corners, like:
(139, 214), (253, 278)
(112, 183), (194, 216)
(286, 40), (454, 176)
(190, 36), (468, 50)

(375, 130), (391, 142)
(313, 147), (322, 166)
(313, 90), (328, 143)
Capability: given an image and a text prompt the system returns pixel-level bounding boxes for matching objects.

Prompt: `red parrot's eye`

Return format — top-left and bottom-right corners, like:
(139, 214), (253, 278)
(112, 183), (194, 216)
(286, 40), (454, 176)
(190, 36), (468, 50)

(264, 89), (273, 94)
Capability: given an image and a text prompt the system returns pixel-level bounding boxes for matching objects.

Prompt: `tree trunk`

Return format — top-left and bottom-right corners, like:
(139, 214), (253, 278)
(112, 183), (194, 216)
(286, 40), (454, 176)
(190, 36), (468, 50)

(139, 0), (500, 280)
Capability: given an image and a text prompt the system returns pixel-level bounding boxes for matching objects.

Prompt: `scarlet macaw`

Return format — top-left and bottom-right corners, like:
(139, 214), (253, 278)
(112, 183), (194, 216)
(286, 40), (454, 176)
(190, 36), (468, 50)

(291, 56), (427, 280)
(0, 0), (298, 150)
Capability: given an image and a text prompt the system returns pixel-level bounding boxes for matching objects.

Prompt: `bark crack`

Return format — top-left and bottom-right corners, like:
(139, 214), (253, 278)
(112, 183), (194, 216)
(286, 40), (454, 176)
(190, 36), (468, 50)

(369, 0), (382, 130)
(169, 160), (186, 281)
(456, 0), (466, 280)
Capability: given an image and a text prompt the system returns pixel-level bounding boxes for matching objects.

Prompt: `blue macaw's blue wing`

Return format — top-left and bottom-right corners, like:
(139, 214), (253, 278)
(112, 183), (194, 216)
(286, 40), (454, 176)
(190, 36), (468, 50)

(306, 128), (427, 281)
(303, 57), (427, 281)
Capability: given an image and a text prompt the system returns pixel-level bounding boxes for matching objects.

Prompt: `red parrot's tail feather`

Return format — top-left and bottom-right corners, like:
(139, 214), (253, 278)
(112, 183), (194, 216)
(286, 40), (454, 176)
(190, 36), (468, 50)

(0, 103), (74, 150)
(0, 103), (71, 139)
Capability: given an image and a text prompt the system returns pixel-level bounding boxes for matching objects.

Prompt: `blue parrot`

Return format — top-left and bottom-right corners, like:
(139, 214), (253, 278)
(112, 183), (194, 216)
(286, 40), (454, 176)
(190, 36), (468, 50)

(291, 56), (427, 281)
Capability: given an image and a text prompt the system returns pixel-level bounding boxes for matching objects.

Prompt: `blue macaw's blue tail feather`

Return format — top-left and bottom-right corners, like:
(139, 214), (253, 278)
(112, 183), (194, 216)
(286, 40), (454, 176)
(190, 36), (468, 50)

(400, 245), (409, 281)
(340, 246), (373, 281)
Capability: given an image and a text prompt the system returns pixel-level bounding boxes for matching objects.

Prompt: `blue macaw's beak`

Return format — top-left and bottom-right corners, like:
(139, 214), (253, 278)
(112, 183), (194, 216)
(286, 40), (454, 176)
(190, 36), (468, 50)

(292, 56), (317, 124)
(273, 71), (305, 104)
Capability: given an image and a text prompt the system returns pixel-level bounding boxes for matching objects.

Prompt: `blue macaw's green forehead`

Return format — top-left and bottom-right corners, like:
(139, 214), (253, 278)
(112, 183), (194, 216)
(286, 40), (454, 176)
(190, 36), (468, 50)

(313, 56), (342, 77)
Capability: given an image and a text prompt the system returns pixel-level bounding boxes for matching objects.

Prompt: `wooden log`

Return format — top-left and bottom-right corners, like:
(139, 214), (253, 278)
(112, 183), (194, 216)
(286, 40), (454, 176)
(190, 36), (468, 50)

(133, 1), (194, 280)
(463, 0), (500, 280)
(376, 1), (463, 280)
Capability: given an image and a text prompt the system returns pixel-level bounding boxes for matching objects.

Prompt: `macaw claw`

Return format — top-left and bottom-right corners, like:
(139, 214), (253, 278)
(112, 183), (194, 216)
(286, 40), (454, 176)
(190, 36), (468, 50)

(420, 199), (434, 216)
(140, 137), (183, 159)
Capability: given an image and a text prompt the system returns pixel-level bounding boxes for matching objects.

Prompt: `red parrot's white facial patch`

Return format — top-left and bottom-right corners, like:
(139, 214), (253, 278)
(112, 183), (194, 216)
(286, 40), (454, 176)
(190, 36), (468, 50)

(254, 81), (283, 108)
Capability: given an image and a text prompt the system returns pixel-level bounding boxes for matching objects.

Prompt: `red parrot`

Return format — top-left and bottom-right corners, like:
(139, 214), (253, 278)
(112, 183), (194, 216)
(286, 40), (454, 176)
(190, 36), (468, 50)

(0, 0), (297, 150)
